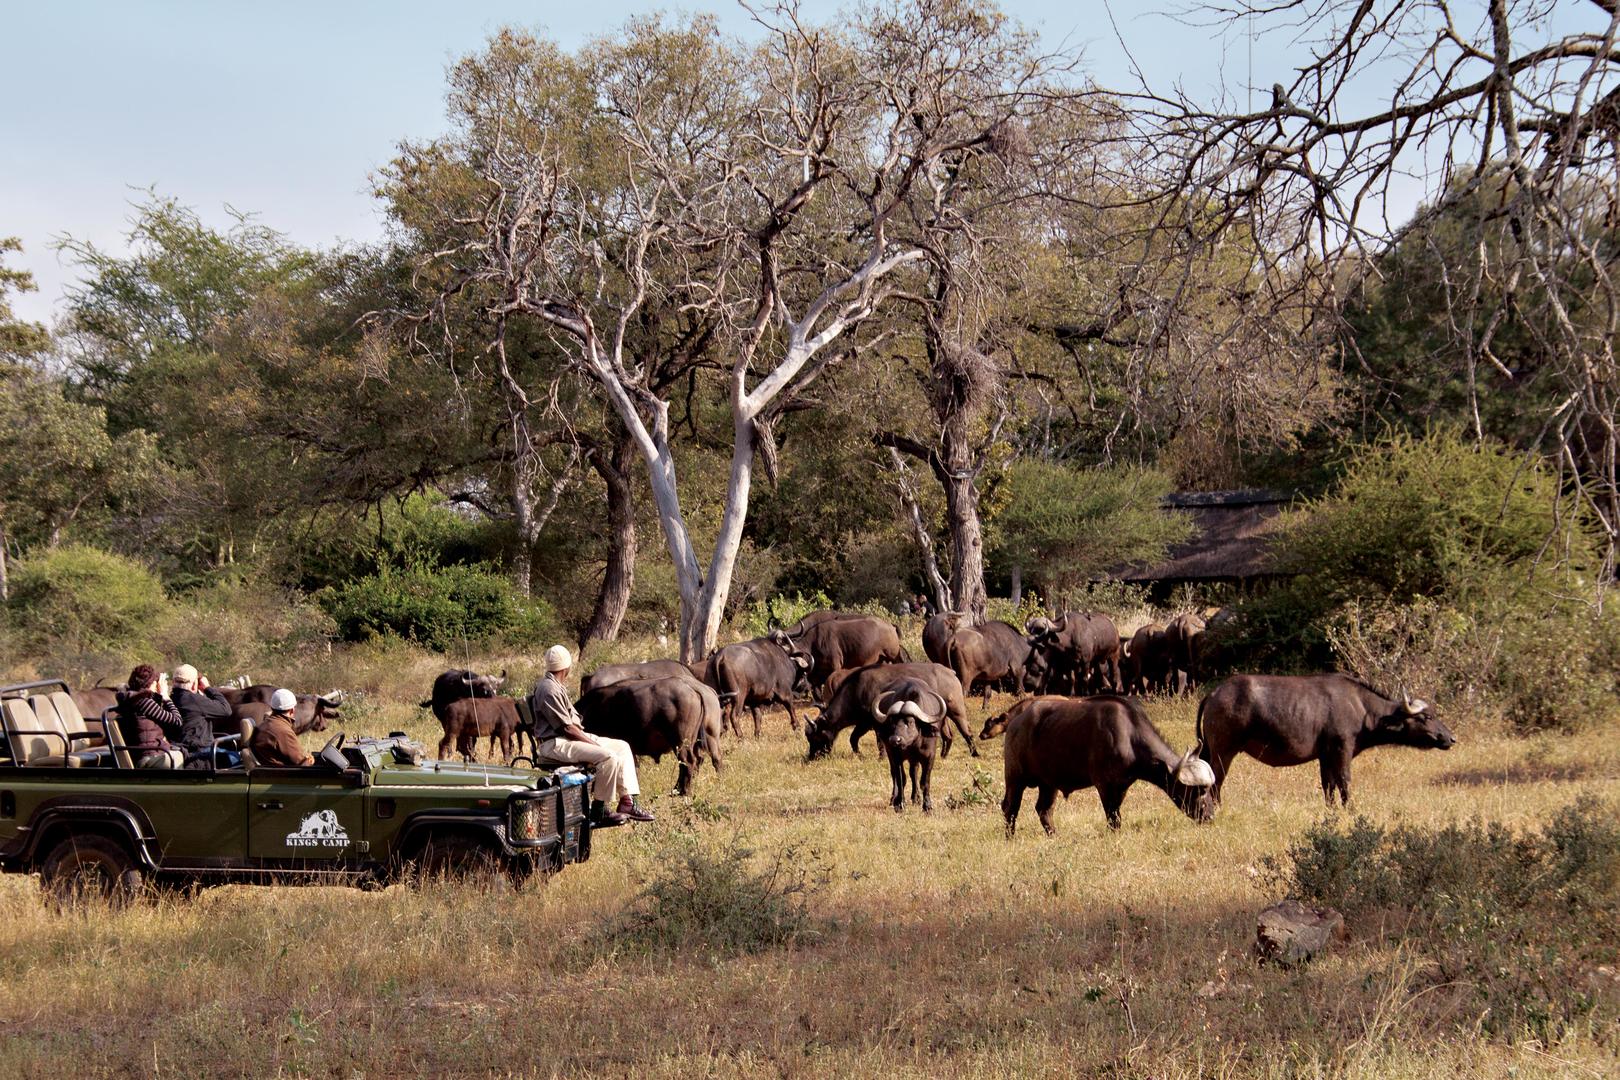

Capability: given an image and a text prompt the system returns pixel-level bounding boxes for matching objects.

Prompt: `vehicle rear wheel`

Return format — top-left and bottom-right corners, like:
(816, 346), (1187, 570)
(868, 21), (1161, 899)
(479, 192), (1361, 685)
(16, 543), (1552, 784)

(40, 835), (146, 907)
(411, 833), (513, 890)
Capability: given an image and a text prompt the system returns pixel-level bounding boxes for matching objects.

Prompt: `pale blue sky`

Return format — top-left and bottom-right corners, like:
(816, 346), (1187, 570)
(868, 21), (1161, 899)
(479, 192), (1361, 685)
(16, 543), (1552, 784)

(2, 1), (1591, 326)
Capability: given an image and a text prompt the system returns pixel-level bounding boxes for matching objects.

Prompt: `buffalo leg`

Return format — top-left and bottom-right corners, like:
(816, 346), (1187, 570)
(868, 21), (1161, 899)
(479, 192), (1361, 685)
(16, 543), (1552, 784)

(784, 697), (799, 732)
(750, 705), (763, 739)
(1035, 786), (1059, 836)
(1107, 655), (1123, 693)
(1099, 784), (1126, 829)
(919, 754), (934, 813)
(1319, 745), (1352, 806)
(908, 759), (921, 804)
(437, 729), (454, 760)
(1209, 749), (1236, 806)
(889, 753), (906, 812)
(944, 708), (978, 758)
(1002, 783), (1025, 837)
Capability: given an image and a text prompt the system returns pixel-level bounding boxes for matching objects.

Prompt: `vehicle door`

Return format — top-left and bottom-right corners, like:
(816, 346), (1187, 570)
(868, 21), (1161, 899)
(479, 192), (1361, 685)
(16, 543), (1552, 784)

(247, 769), (366, 864)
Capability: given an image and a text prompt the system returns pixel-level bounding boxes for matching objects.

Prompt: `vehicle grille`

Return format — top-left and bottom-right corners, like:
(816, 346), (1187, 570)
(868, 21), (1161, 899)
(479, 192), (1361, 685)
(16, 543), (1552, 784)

(561, 782), (587, 822)
(509, 794), (559, 844)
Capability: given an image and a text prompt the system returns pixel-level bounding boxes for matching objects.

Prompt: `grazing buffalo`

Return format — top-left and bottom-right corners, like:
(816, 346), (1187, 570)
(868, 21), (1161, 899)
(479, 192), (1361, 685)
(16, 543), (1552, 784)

(706, 638), (810, 736)
(873, 679), (949, 813)
(581, 660), (698, 695)
(804, 662), (976, 759)
(1025, 612), (1122, 695)
(420, 669), (507, 726)
(1194, 674), (1456, 808)
(438, 696), (529, 762)
(980, 695), (1215, 836)
(1164, 612), (1206, 692)
(576, 675), (724, 796)
(773, 615), (908, 699)
(219, 685), (344, 735)
(1119, 622), (1172, 695)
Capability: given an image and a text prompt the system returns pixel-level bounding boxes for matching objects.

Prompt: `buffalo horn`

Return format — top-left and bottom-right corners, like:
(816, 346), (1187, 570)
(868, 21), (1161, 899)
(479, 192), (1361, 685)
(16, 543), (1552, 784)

(918, 689), (948, 723)
(873, 691), (898, 722)
(1403, 696), (1428, 715)
(1174, 749), (1216, 787)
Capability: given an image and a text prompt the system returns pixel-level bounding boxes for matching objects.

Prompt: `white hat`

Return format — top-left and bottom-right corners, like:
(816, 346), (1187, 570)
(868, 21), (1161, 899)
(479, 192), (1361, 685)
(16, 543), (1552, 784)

(172, 664), (198, 686)
(269, 688), (298, 712)
(544, 645), (573, 672)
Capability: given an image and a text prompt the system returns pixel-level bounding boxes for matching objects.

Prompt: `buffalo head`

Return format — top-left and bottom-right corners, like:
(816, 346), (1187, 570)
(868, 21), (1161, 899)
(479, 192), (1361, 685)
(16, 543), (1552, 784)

(1379, 696), (1456, 750)
(874, 686), (946, 757)
(803, 710), (834, 760)
(979, 708), (1013, 741)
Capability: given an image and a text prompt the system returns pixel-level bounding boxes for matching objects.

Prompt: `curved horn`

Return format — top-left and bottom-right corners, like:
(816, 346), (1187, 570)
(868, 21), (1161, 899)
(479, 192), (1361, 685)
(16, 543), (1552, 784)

(874, 691), (898, 721)
(1174, 749), (1215, 787)
(919, 689), (948, 723)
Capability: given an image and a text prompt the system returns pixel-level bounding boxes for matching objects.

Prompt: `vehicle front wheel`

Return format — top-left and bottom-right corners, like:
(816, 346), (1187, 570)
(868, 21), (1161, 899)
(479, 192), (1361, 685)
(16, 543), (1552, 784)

(39, 835), (146, 907)
(410, 833), (513, 890)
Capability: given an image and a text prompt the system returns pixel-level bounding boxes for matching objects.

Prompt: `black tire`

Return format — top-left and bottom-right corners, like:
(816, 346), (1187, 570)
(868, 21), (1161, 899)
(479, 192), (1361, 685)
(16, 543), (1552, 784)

(39, 834), (146, 907)
(411, 832), (513, 890)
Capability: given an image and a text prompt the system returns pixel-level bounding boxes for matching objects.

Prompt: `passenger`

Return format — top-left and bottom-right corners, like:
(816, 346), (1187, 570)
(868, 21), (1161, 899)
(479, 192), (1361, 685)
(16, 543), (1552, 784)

(528, 645), (654, 824)
(169, 664), (233, 768)
(250, 689), (315, 767)
(114, 664), (185, 769)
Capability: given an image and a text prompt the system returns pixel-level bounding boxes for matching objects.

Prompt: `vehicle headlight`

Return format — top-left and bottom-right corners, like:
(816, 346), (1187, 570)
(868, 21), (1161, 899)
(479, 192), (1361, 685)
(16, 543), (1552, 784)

(509, 795), (557, 843)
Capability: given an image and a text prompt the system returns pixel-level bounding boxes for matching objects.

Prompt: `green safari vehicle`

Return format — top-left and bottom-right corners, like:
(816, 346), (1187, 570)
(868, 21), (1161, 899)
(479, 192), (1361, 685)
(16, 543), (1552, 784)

(0, 679), (592, 900)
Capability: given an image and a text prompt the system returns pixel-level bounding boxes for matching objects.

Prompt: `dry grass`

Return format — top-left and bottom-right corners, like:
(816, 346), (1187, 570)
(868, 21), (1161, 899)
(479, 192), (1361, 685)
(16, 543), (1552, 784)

(2, 647), (1617, 1077)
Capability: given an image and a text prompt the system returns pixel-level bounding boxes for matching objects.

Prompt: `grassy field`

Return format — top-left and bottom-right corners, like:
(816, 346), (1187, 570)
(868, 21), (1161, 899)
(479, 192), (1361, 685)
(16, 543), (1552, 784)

(1, 663), (1617, 1078)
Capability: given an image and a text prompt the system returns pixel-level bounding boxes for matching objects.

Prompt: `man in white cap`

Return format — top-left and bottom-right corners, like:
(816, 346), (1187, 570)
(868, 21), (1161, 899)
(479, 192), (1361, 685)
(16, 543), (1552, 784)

(529, 645), (653, 824)
(251, 689), (315, 768)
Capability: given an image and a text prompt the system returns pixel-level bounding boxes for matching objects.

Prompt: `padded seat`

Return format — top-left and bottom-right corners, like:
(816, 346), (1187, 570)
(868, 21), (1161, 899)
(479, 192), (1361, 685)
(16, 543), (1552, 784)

(239, 717), (259, 771)
(26, 694), (106, 767)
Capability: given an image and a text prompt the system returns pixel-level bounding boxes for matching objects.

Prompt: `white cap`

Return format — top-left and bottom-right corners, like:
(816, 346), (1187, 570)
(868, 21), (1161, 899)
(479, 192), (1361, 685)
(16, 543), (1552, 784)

(544, 645), (573, 672)
(172, 664), (198, 686)
(269, 688), (298, 712)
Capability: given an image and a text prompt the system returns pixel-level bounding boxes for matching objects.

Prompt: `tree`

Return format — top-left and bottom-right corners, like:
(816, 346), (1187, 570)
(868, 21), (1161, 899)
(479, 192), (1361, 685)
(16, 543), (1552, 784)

(0, 238), (50, 365)
(986, 458), (1190, 605)
(1130, 0), (1620, 580)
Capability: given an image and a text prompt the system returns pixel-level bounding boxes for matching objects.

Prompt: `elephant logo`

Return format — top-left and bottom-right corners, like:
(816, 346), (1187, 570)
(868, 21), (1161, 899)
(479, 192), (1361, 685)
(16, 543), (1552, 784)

(285, 809), (350, 848)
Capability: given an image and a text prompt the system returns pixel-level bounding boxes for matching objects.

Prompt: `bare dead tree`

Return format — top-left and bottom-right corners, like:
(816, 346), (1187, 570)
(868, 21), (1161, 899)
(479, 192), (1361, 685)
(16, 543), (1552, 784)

(1120, 0), (1620, 578)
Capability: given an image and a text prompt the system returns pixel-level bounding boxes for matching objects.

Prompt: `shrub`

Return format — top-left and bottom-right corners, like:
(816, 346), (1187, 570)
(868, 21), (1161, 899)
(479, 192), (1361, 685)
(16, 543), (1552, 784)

(1264, 799), (1620, 1040)
(737, 589), (836, 639)
(317, 564), (556, 653)
(4, 544), (168, 679)
(596, 833), (827, 957)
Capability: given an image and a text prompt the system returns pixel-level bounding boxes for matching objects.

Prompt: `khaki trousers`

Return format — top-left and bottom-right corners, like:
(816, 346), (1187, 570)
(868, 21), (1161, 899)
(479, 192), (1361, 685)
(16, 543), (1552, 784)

(536, 736), (639, 804)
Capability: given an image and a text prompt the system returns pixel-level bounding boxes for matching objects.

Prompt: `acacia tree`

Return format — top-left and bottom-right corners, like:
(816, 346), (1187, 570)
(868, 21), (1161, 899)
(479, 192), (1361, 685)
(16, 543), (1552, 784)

(395, 4), (1075, 658)
(1125, 0), (1620, 579)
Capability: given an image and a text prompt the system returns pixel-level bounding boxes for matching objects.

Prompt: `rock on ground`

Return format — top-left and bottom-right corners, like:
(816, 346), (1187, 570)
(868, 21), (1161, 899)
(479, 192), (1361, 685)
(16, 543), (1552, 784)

(1255, 899), (1346, 966)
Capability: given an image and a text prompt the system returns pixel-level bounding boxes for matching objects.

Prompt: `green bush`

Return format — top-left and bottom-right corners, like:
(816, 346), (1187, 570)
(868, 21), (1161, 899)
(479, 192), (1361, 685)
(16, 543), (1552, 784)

(1279, 427), (1600, 610)
(596, 833), (827, 957)
(737, 589), (836, 639)
(1264, 800), (1620, 1041)
(4, 544), (169, 679)
(317, 564), (556, 652)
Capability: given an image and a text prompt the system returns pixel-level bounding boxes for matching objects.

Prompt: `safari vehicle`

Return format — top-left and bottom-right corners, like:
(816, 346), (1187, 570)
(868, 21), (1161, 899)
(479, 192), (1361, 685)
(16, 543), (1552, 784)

(0, 679), (591, 901)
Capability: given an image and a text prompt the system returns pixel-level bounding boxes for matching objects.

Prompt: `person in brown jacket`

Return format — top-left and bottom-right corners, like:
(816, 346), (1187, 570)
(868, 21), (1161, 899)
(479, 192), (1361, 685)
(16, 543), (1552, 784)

(251, 689), (314, 767)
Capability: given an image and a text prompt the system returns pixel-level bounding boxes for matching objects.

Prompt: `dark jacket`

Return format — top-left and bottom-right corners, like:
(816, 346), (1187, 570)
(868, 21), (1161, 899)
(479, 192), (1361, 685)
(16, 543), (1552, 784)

(171, 686), (233, 751)
(251, 712), (313, 768)
(114, 690), (183, 751)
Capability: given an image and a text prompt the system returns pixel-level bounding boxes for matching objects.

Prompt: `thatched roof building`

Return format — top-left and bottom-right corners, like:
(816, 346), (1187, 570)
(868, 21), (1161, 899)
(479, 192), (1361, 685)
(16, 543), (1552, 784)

(1112, 489), (1297, 592)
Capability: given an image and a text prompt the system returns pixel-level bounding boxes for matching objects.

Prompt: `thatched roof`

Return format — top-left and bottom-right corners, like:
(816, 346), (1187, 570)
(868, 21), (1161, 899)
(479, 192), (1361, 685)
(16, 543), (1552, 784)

(1113, 489), (1296, 583)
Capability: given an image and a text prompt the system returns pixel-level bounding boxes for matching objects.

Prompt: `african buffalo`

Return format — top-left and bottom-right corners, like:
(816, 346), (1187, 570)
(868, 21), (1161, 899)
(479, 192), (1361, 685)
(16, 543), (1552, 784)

(1164, 612), (1206, 692)
(1120, 622), (1172, 695)
(438, 695), (529, 762)
(581, 660), (699, 695)
(979, 695), (1215, 836)
(873, 679), (949, 813)
(576, 675), (725, 796)
(420, 669), (507, 726)
(773, 615), (908, 699)
(804, 661), (976, 759)
(945, 627), (1026, 705)
(922, 611), (965, 665)
(1194, 673), (1456, 808)
(770, 609), (860, 638)
(1025, 611), (1122, 694)
(706, 638), (810, 736)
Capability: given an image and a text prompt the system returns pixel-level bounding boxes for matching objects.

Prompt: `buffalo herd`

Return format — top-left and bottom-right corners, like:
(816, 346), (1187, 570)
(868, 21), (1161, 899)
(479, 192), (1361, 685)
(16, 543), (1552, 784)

(420, 608), (1457, 829)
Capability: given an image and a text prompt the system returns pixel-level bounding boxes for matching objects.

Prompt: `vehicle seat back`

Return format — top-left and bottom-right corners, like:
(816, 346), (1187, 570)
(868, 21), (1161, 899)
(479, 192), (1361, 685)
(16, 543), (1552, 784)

(25, 695), (75, 766)
(101, 709), (136, 769)
(50, 692), (101, 746)
(3, 698), (44, 764)
(239, 717), (258, 771)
